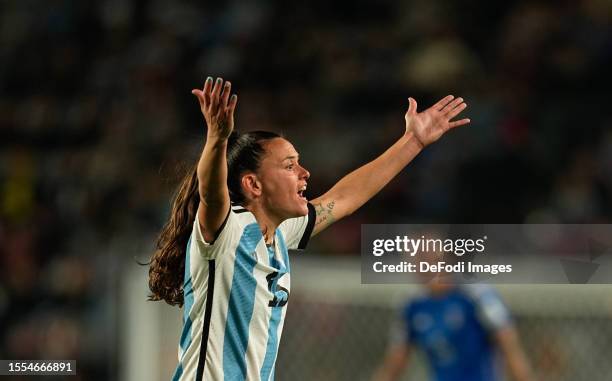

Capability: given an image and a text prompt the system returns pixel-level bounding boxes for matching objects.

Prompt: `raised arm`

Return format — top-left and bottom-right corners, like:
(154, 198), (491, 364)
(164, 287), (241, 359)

(371, 344), (411, 381)
(495, 327), (537, 381)
(310, 95), (470, 235)
(191, 77), (238, 242)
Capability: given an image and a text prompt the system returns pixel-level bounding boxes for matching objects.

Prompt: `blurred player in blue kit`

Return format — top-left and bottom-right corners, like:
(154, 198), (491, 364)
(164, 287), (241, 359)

(373, 281), (536, 381)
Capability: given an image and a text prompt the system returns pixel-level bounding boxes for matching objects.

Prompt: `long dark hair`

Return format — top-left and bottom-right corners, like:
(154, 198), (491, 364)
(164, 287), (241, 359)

(148, 130), (280, 306)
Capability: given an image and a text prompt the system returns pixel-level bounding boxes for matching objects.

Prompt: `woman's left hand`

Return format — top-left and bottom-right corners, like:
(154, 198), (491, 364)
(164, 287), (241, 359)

(404, 95), (470, 148)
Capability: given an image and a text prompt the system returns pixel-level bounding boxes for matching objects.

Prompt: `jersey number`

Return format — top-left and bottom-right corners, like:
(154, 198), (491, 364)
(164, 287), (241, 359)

(266, 272), (289, 307)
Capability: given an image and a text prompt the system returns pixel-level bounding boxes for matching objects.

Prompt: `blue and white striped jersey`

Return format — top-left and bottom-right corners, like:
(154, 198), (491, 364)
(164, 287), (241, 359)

(172, 203), (316, 381)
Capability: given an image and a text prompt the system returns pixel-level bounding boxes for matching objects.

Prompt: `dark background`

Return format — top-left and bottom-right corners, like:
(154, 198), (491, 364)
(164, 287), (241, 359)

(1, 0), (611, 379)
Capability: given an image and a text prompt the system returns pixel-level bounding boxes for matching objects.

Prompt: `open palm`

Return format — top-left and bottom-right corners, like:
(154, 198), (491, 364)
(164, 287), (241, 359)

(405, 95), (470, 147)
(192, 77), (237, 140)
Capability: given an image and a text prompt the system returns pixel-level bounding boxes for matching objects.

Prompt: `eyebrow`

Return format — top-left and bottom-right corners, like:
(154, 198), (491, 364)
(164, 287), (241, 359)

(282, 155), (299, 161)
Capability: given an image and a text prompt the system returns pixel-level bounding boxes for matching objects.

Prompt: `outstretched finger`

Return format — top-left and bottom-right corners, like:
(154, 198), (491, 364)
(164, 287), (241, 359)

(191, 89), (205, 109)
(220, 81), (232, 111)
(210, 77), (223, 110)
(431, 95), (454, 111)
(203, 77), (213, 106)
(226, 94), (238, 116)
(446, 102), (467, 120)
(449, 118), (471, 129)
(406, 97), (418, 116)
(441, 97), (463, 114)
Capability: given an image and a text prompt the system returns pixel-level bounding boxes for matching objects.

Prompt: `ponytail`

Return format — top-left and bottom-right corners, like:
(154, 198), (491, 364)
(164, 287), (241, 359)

(148, 165), (199, 306)
(148, 130), (281, 306)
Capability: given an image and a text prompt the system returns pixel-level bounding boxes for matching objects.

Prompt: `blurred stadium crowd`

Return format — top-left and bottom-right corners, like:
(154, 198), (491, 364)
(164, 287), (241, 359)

(1, 0), (611, 379)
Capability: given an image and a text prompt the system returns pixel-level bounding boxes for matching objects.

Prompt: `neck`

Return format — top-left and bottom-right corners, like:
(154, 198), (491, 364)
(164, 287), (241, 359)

(243, 202), (282, 244)
(427, 282), (455, 296)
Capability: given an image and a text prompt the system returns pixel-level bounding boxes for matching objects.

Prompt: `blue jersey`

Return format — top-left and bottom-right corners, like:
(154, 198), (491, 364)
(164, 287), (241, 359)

(397, 285), (511, 381)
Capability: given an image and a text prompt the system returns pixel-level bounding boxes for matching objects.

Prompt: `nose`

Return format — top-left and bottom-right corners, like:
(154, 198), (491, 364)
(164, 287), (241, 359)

(299, 164), (310, 180)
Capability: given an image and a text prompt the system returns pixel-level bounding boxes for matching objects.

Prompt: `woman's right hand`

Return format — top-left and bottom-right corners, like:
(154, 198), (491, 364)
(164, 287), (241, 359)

(192, 77), (238, 140)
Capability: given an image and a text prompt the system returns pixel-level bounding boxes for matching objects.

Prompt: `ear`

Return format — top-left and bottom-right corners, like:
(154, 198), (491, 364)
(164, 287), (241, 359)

(241, 173), (262, 200)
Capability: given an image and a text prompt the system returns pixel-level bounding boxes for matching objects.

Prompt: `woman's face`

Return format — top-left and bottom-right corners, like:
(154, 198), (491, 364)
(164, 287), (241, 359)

(255, 138), (310, 221)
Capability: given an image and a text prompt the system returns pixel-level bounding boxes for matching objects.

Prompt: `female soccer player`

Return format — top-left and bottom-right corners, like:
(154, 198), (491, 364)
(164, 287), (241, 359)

(148, 76), (470, 381)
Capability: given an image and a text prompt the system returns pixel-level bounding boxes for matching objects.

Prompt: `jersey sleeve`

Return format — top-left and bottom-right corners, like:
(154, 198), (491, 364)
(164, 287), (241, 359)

(278, 203), (316, 250)
(464, 284), (512, 332)
(191, 208), (243, 260)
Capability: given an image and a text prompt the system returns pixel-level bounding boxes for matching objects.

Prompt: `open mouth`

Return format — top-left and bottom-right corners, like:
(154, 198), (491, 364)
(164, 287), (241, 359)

(297, 184), (307, 200)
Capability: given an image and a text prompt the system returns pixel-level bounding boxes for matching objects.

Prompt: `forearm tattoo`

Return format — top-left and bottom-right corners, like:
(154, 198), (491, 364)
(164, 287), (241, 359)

(314, 200), (336, 230)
